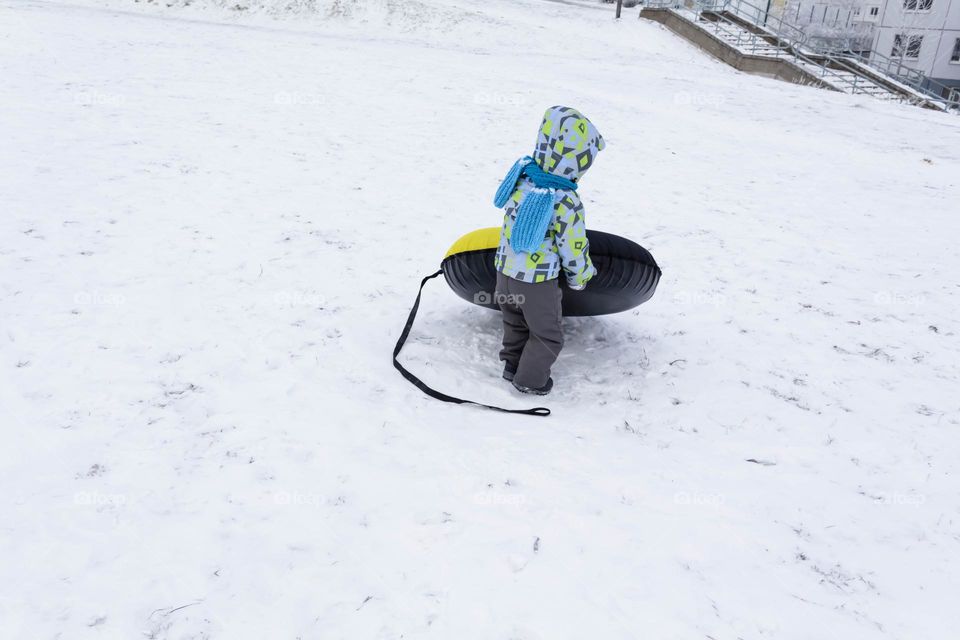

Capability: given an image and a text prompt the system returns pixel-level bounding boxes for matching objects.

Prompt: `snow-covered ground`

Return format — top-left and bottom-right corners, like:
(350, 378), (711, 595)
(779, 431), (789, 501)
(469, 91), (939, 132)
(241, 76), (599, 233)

(2, 0), (959, 638)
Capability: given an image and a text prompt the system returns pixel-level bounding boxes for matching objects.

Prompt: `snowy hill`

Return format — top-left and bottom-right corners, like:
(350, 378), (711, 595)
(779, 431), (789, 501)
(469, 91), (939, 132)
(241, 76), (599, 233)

(2, 0), (959, 638)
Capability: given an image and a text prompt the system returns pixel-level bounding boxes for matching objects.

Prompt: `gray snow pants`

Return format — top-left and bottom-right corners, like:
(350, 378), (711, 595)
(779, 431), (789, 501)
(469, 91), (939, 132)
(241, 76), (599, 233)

(495, 272), (564, 389)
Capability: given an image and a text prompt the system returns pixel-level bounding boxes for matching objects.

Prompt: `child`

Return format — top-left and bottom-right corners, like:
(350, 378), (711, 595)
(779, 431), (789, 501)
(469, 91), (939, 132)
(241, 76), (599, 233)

(492, 106), (605, 395)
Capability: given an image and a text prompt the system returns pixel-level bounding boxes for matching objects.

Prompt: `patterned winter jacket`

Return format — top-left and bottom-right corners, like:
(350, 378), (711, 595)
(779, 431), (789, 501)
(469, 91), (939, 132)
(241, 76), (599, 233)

(494, 106), (604, 286)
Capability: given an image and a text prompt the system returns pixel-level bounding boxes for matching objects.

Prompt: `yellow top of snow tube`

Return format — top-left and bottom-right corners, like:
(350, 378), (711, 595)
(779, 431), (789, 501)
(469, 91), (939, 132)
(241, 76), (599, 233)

(444, 227), (501, 259)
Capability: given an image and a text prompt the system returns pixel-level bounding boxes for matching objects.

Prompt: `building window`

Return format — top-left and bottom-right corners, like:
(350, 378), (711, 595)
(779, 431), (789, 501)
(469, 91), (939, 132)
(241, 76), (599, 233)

(892, 34), (923, 58)
(907, 36), (923, 58)
(869, 6), (879, 15)
(903, 0), (932, 10)
(952, 38), (960, 63)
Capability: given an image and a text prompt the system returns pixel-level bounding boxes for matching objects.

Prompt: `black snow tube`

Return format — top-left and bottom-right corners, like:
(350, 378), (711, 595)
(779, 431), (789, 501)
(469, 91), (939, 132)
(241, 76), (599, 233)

(442, 227), (661, 316)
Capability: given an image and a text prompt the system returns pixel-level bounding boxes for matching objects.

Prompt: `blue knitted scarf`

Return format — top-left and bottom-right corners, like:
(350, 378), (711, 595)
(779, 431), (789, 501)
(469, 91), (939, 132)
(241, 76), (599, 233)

(493, 156), (578, 255)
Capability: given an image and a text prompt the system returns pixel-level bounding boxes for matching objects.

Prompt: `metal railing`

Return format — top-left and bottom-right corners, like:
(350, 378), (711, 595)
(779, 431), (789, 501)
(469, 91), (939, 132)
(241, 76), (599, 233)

(718, 0), (809, 50)
(643, 0), (957, 110)
(643, 0), (683, 9)
(696, 12), (795, 58)
(852, 49), (925, 86)
(713, 0), (958, 109)
(642, 0), (958, 109)
(690, 7), (879, 95)
(842, 50), (959, 109)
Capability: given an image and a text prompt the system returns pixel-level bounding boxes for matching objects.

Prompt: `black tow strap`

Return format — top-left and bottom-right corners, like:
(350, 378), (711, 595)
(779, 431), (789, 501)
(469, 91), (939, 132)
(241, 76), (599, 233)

(392, 269), (551, 417)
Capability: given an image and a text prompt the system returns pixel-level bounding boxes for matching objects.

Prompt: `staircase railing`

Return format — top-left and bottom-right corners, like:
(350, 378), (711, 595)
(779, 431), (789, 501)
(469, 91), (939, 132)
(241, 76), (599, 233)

(643, 0), (683, 9)
(849, 49), (925, 86)
(692, 8), (877, 94)
(712, 0), (960, 109)
(717, 0), (809, 50)
(641, 0), (958, 110)
(842, 50), (958, 108)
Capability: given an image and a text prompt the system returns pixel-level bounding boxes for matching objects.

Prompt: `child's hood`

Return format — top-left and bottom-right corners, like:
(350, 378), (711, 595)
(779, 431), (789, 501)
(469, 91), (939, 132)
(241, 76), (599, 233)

(532, 105), (605, 183)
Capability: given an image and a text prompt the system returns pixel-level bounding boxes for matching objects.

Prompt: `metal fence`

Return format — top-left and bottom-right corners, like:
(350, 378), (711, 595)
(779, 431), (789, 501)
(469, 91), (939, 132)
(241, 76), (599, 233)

(641, 0), (959, 110)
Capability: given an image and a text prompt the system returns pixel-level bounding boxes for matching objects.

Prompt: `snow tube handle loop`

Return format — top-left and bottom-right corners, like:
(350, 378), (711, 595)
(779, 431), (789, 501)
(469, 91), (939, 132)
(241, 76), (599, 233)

(393, 269), (551, 418)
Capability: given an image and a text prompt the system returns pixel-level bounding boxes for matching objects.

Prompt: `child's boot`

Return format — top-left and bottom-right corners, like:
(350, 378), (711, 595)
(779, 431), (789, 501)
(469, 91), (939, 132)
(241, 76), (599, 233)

(513, 377), (554, 396)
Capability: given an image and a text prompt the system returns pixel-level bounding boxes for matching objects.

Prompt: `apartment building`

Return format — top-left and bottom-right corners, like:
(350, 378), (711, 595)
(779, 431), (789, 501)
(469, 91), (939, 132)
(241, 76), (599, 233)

(872, 0), (960, 93)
